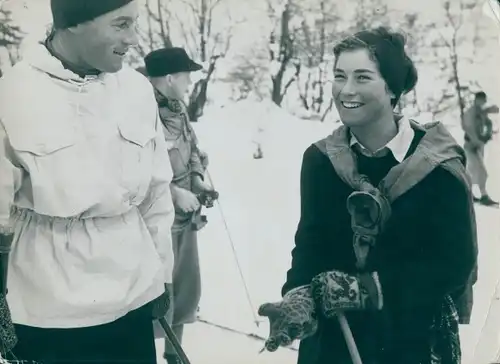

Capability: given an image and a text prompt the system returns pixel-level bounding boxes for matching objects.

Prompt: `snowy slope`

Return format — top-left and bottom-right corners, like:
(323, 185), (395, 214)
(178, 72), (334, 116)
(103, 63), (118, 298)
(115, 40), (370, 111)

(191, 100), (338, 340)
(157, 101), (500, 364)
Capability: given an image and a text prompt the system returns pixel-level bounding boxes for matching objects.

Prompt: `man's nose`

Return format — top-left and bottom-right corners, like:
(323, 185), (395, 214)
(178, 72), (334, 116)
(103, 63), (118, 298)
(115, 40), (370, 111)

(123, 26), (139, 47)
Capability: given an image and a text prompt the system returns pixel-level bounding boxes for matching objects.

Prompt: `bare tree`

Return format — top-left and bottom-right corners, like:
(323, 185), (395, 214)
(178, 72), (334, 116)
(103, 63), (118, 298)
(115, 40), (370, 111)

(132, 0), (233, 121)
(267, 0), (300, 106)
(426, 0), (480, 122)
(295, 0), (339, 116)
(129, 0), (173, 65)
(225, 52), (270, 102)
(0, 5), (24, 74)
(175, 0), (235, 121)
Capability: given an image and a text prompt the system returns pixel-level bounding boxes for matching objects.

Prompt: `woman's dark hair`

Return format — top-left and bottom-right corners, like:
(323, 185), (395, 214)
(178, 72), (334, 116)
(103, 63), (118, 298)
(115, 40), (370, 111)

(333, 27), (418, 107)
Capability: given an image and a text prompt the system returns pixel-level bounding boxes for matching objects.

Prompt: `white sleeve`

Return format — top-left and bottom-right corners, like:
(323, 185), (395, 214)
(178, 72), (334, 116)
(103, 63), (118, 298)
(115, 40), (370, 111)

(0, 120), (22, 235)
(138, 113), (175, 284)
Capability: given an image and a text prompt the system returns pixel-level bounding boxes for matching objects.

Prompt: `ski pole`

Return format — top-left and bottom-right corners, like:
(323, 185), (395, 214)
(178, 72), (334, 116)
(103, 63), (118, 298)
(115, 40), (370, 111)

(0, 230), (13, 296)
(204, 169), (262, 328)
(159, 317), (192, 364)
(179, 125), (261, 328)
(337, 312), (363, 364)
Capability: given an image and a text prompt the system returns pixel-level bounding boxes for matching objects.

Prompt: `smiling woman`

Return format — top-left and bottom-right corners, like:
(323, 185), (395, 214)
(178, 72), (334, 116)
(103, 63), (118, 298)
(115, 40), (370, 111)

(258, 27), (477, 364)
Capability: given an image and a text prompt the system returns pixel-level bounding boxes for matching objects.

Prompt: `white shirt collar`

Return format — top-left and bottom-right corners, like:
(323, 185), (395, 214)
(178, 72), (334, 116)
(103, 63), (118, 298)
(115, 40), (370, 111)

(349, 116), (415, 163)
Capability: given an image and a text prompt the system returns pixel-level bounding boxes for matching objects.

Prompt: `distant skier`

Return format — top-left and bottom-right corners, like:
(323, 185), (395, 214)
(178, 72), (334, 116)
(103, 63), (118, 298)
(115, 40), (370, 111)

(461, 91), (499, 207)
(258, 27), (477, 364)
(143, 47), (217, 364)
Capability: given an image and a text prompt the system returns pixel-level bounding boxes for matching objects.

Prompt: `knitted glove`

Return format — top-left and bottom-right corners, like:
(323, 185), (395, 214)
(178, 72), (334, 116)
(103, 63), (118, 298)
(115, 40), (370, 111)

(0, 233), (17, 356)
(258, 285), (318, 352)
(151, 283), (172, 320)
(311, 270), (383, 318)
(0, 294), (16, 356)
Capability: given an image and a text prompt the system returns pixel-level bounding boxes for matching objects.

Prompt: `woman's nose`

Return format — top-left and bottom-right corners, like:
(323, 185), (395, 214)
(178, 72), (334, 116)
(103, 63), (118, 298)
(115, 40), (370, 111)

(340, 78), (357, 96)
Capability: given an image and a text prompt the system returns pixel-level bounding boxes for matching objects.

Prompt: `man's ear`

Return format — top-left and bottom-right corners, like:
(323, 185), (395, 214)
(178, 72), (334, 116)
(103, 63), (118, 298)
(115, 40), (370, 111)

(66, 25), (82, 35)
(166, 74), (175, 86)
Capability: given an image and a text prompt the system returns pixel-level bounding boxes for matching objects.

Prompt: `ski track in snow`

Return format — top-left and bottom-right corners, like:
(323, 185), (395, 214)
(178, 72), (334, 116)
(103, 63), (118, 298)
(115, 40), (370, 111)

(155, 102), (500, 364)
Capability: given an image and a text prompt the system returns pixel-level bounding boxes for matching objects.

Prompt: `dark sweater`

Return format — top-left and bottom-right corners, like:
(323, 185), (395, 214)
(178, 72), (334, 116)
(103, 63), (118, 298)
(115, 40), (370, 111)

(283, 131), (476, 364)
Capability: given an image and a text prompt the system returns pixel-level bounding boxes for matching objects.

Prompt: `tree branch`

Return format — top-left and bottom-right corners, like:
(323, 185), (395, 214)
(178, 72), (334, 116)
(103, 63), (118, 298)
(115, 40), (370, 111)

(156, 0), (169, 46)
(179, 0), (199, 18)
(437, 31), (452, 49)
(174, 12), (198, 55)
(281, 62), (300, 98)
(209, 0), (224, 11)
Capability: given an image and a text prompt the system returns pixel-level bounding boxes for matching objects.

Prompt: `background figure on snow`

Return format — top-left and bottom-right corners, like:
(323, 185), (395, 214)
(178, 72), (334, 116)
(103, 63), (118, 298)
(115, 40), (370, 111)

(0, 0), (174, 362)
(461, 91), (499, 207)
(258, 26), (477, 364)
(143, 46), (217, 364)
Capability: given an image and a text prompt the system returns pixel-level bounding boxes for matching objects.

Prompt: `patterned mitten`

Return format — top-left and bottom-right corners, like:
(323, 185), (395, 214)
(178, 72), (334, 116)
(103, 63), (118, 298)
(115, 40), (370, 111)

(258, 285), (318, 352)
(0, 294), (17, 356)
(311, 270), (383, 319)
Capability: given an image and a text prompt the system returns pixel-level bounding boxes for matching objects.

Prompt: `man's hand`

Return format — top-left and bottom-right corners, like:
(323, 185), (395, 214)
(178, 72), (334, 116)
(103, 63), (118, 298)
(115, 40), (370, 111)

(192, 175), (212, 194)
(171, 185), (200, 213)
(198, 150), (209, 169)
(151, 283), (172, 320)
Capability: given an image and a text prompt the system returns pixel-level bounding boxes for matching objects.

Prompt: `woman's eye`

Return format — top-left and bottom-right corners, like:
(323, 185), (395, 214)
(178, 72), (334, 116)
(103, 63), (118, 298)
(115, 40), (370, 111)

(358, 75), (370, 81)
(334, 74), (345, 80)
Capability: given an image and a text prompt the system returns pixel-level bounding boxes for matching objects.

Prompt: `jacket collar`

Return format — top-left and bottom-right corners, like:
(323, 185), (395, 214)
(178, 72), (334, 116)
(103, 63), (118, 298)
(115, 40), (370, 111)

(22, 42), (108, 84)
(154, 87), (184, 113)
(349, 115), (415, 163)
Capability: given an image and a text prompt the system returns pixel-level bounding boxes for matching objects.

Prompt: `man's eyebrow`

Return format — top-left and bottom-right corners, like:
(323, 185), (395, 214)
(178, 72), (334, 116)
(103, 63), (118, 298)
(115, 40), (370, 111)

(112, 16), (138, 22)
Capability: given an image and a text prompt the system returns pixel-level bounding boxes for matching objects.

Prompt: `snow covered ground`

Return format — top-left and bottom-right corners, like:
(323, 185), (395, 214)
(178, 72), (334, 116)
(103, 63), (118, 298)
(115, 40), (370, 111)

(155, 100), (500, 364)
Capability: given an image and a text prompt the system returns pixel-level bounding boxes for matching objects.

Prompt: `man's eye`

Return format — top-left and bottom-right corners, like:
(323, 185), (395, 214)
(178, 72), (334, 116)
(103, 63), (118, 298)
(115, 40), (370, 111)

(334, 74), (345, 80)
(358, 75), (370, 80)
(115, 22), (130, 29)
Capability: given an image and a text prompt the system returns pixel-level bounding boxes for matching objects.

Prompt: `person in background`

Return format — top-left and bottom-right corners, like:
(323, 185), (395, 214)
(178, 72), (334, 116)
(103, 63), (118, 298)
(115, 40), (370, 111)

(462, 91), (499, 207)
(258, 27), (477, 364)
(143, 47), (216, 364)
(0, 1), (174, 363)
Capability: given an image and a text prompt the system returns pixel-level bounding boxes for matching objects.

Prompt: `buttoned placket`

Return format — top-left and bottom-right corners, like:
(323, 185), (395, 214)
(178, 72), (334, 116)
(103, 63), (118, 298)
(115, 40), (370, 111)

(63, 75), (105, 245)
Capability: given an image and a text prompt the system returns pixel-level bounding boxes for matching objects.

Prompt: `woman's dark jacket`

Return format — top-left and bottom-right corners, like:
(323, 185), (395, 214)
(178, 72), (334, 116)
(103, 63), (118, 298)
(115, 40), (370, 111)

(282, 123), (477, 364)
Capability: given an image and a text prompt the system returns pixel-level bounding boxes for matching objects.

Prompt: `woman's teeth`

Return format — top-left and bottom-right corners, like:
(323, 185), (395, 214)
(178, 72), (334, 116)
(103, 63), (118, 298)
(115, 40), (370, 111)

(342, 102), (363, 109)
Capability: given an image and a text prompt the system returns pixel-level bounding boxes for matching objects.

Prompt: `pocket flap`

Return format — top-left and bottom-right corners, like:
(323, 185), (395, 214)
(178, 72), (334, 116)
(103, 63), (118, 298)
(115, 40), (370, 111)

(118, 122), (156, 147)
(7, 129), (77, 156)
